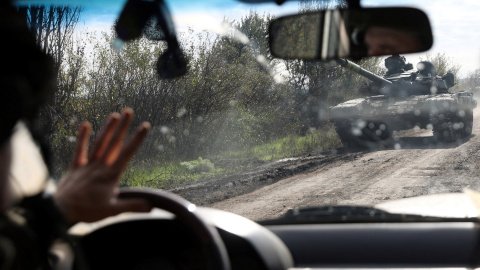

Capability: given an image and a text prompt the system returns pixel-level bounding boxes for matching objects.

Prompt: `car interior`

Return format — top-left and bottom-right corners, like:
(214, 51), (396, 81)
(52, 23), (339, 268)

(7, 0), (480, 269)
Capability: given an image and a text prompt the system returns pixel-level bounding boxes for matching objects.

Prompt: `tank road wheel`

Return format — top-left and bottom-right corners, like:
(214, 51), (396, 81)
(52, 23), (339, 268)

(334, 120), (392, 149)
(358, 120), (392, 143)
(334, 120), (365, 149)
(432, 110), (473, 143)
(463, 109), (474, 136)
(432, 116), (454, 142)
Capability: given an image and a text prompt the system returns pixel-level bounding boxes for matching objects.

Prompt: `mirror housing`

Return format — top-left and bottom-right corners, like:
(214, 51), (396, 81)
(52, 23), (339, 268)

(269, 7), (433, 60)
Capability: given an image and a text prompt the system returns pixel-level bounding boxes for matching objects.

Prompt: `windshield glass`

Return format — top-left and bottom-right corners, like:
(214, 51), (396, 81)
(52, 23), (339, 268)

(13, 0), (480, 221)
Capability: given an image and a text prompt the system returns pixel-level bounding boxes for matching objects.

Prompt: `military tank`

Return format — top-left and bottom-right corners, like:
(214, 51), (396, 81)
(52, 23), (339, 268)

(330, 58), (477, 148)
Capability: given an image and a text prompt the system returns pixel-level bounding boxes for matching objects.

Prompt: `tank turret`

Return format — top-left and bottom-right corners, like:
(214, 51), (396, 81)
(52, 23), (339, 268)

(330, 57), (476, 148)
(338, 58), (454, 97)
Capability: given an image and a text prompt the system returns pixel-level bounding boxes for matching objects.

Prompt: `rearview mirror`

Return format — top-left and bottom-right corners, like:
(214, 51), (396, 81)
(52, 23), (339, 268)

(269, 7), (433, 60)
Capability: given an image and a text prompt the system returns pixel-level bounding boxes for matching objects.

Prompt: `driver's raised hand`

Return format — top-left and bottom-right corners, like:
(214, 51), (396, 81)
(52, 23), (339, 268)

(54, 108), (152, 225)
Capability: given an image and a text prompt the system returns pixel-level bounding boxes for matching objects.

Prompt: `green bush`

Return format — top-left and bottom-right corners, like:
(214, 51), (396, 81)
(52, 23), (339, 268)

(180, 157), (215, 174)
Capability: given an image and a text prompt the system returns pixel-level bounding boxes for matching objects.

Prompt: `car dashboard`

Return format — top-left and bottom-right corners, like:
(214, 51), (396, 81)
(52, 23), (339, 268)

(72, 207), (480, 270)
(270, 222), (480, 268)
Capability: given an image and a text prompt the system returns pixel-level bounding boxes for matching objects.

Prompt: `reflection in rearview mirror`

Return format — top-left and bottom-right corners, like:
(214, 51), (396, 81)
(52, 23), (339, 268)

(269, 7), (433, 60)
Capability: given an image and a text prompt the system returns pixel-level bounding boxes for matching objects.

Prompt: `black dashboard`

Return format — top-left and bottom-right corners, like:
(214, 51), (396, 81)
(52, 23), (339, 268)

(74, 207), (480, 270)
(269, 222), (480, 268)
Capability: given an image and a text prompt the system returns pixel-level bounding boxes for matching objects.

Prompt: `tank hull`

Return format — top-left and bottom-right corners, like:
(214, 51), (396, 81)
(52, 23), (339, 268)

(330, 92), (477, 146)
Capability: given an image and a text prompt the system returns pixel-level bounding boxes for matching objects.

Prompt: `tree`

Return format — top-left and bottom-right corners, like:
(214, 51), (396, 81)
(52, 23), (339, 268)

(457, 68), (480, 95)
(274, 0), (379, 131)
(41, 7), (384, 179)
(18, 5), (83, 68)
(423, 52), (461, 78)
(17, 5), (84, 176)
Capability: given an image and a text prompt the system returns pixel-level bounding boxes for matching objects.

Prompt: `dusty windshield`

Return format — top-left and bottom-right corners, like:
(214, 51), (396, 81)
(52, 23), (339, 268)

(15, 0), (480, 221)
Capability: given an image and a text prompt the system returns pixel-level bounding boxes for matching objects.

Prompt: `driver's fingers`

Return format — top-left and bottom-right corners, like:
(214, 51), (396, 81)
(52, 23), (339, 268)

(112, 122), (150, 174)
(89, 113), (121, 161)
(101, 108), (134, 165)
(70, 122), (91, 170)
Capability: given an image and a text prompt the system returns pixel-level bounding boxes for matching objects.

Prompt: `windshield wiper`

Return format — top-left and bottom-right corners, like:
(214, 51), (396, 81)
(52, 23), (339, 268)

(258, 205), (479, 225)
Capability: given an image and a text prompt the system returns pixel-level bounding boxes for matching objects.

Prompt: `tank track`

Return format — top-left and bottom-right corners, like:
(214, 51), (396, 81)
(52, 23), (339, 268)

(431, 109), (473, 142)
(334, 120), (392, 149)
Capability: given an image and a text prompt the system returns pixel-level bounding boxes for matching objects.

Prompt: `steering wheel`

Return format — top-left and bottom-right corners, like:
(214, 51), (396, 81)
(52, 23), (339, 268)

(119, 188), (231, 270)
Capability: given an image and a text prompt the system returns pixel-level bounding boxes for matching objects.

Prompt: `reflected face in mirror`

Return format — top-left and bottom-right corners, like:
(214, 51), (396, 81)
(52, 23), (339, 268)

(269, 7), (432, 61)
(364, 26), (422, 56)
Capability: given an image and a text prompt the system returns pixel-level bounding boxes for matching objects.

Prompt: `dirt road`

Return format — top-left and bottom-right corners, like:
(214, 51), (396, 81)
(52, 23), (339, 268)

(208, 107), (480, 221)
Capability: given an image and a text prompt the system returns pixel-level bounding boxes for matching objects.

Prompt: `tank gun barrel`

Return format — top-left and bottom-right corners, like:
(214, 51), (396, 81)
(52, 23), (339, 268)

(337, 59), (392, 85)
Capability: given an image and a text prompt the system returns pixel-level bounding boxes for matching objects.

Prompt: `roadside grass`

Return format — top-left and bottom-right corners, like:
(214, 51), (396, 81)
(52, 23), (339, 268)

(122, 159), (225, 189)
(122, 125), (341, 189)
(248, 125), (341, 161)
